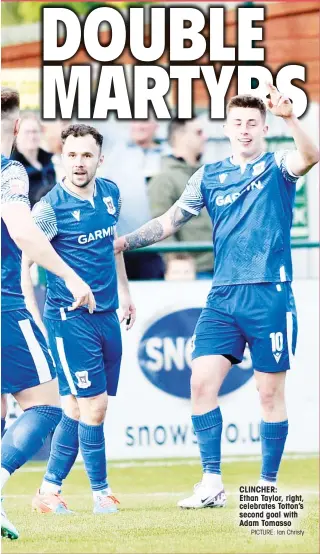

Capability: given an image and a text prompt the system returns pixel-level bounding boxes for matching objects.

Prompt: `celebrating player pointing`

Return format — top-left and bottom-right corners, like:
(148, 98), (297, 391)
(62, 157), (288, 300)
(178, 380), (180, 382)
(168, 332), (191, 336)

(114, 84), (319, 508)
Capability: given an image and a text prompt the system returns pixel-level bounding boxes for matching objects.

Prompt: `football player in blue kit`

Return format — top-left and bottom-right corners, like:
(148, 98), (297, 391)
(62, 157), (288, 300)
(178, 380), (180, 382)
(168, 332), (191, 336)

(1, 89), (95, 540)
(22, 124), (136, 515)
(114, 84), (319, 508)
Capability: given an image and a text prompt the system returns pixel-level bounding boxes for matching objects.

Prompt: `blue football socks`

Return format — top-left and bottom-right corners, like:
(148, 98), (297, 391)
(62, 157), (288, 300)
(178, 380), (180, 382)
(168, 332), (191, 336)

(1, 406), (61, 475)
(1, 418), (6, 437)
(192, 407), (223, 474)
(44, 413), (79, 487)
(260, 420), (289, 482)
(78, 422), (108, 491)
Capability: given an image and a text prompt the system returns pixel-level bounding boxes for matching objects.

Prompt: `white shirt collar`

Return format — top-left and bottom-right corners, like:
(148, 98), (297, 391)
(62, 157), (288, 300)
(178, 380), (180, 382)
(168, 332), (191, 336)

(60, 178), (97, 205)
(229, 151), (266, 167)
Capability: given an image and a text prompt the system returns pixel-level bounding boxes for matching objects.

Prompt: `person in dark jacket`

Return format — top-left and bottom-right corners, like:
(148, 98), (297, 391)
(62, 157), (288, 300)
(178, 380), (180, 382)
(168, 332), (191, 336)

(11, 112), (56, 207)
(99, 119), (165, 280)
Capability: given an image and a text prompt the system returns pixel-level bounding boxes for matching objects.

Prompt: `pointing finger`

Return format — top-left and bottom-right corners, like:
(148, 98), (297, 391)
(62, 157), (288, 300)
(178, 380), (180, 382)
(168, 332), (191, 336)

(68, 297), (83, 311)
(87, 291), (96, 314)
(276, 94), (285, 107)
(266, 98), (273, 110)
(265, 82), (277, 92)
(277, 95), (289, 107)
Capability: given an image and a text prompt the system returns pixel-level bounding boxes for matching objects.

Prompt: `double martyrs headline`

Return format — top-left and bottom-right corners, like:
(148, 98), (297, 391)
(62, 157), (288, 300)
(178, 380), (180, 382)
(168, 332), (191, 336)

(42, 6), (308, 120)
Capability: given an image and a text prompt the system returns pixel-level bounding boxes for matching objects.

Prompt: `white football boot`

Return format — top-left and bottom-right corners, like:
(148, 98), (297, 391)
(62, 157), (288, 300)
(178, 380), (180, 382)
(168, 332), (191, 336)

(1, 499), (19, 540)
(257, 478), (282, 497)
(178, 474), (226, 509)
(258, 479), (278, 490)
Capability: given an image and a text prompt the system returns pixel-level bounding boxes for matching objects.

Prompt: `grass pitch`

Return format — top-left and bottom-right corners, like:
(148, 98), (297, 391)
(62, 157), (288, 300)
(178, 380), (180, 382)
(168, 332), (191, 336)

(2, 455), (319, 554)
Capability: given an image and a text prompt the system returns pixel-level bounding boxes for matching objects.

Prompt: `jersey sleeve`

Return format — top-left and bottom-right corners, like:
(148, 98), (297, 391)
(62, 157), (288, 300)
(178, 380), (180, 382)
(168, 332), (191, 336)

(176, 166), (205, 216)
(1, 161), (30, 207)
(274, 150), (300, 184)
(32, 200), (58, 241)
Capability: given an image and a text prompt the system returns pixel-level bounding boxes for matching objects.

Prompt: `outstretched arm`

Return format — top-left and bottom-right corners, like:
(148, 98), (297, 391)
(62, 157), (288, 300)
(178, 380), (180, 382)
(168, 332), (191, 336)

(266, 83), (319, 176)
(114, 202), (194, 253)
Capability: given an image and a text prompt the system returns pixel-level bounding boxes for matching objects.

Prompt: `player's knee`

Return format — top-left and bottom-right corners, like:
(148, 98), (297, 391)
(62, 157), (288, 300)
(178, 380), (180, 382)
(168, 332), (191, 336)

(86, 404), (106, 425)
(191, 374), (216, 402)
(259, 391), (275, 413)
(66, 404), (80, 421)
(63, 397), (80, 421)
(258, 386), (283, 413)
(79, 394), (108, 425)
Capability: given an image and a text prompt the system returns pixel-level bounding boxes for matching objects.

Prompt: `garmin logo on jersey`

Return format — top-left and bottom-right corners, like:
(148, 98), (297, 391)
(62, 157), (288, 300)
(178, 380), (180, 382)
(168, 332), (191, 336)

(78, 225), (115, 244)
(216, 180), (264, 207)
(138, 308), (254, 399)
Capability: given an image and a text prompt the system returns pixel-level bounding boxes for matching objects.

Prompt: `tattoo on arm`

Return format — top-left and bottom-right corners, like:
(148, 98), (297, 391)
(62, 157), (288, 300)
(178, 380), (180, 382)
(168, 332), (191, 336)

(123, 219), (164, 251)
(170, 206), (194, 229)
(122, 205), (194, 251)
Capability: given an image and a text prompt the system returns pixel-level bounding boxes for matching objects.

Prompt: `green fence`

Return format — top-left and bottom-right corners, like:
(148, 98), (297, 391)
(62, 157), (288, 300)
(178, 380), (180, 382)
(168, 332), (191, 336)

(138, 241), (320, 253)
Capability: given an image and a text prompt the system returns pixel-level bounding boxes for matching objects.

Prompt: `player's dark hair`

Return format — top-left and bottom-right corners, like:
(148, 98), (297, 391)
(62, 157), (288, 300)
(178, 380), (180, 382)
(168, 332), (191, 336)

(227, 95), (266, 120)
(1, 87), (20, 115)
(61, 124), (103, 149)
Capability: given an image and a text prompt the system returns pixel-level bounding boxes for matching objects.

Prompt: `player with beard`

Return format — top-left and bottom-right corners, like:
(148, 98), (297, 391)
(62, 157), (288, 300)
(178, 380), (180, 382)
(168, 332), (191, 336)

(22, 124), (136, 515)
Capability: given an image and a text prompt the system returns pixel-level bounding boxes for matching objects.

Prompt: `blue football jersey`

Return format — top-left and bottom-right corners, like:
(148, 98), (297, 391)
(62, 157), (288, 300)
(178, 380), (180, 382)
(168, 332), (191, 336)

(177, 151), (299, 286)
(32, 178), (121, 320)
(1, 154), (30, 311)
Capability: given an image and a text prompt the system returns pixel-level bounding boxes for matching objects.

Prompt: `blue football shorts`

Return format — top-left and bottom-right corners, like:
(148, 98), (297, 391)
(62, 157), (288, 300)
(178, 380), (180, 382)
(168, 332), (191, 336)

(1, 309), (56, 394)
(192, 282), (298, 372)
(44, 311), (122, 397)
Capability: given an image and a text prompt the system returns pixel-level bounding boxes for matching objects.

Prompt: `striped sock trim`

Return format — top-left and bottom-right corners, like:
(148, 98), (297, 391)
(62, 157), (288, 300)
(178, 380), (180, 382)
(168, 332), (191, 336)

(260, 420), (288, 440)
(192, 407), (222, 431)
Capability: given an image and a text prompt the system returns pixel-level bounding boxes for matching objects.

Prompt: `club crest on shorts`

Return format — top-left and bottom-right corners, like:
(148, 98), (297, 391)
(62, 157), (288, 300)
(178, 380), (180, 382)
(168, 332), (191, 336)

(103, 196), (116, 215)
(252, 161), (265, 176)
(75, 371), (91, 389)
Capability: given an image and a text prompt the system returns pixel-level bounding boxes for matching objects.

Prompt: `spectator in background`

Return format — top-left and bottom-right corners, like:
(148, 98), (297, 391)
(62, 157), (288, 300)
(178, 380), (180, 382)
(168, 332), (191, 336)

(42, 119), (66, 182)
(100, 120), (165, 280)
(149, 118), (214, 280)
(165, 253), (196, 281)
(11, 112), (56, 207)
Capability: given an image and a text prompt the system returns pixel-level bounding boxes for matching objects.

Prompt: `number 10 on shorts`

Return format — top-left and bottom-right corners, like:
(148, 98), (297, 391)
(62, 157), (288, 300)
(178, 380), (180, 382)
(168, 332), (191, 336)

(269, 332), (283, 363)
